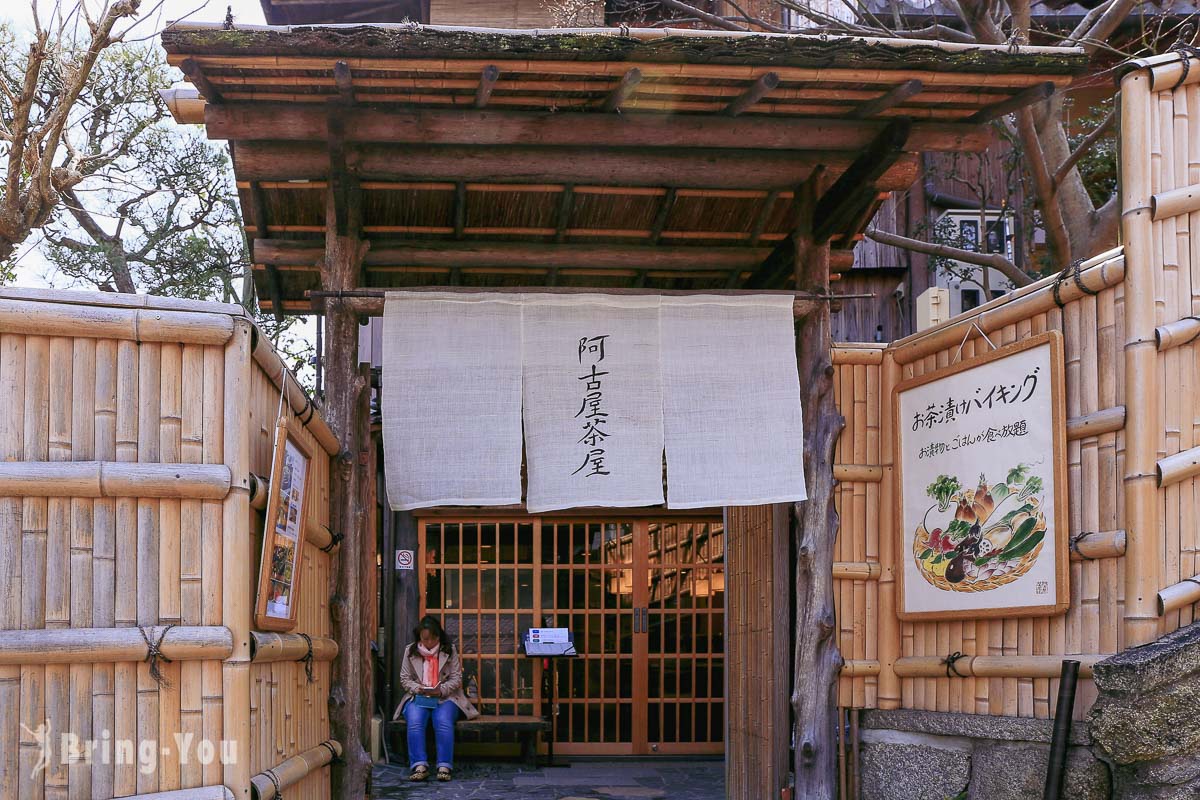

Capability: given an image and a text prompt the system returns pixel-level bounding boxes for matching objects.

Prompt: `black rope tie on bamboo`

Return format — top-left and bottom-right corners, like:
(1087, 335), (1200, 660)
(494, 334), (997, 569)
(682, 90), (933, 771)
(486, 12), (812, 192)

(265, 767), (284, 800)
(1052, 258), (1100, 309)
(297, 632), (315, 683)
(319, 528), (343, 553)
(138, 624), (177, 688)
(319, 740), (341, 765)
(943, 651), (967, 678)
(1169, 22), (1200, 90)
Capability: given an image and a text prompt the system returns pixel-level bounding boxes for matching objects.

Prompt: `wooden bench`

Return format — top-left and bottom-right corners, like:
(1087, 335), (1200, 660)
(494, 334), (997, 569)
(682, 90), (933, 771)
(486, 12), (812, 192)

(386, 714), (550, 766)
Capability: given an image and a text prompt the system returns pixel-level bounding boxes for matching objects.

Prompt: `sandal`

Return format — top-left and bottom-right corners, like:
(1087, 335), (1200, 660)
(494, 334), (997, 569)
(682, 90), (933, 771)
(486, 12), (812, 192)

(437, 767), (452, 782)
(409, 765), (429, 782)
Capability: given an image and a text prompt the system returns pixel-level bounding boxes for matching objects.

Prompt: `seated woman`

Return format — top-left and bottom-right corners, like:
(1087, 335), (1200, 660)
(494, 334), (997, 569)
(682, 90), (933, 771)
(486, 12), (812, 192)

(394, 615), (479, 782)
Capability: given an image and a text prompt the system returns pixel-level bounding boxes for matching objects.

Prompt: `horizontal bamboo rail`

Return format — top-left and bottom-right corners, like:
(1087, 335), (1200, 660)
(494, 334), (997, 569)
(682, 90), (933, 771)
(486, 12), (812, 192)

(894, 654), (1102, 679)
(0, 626), (232, 665)
(833, 561), (882, 580)
(0, 461), (231, 499)
(1070, 529), (1126, 561)
(1066, 406), (1126, 440)
(1151, 183), (1200, 221)
(251, 740), (343, 800)
(110, 788), (234, 800)
(1155, 316), (1200, 351)
(1137, 53), (1200, 92)
(0, 297), (234, 344)
(831, 346), (885, 365)
(840, 660), (881, 677)
(250, 326), (341, 456)
(250, 632), (339, 663)
(890, 247), (1125, 365)
(1157, 445), (1200, 488)
(248, 472), (338, 550)
(833, 464), (883, 483)
(0, 286), (246, 315)
(1158, 576), (1200, 615)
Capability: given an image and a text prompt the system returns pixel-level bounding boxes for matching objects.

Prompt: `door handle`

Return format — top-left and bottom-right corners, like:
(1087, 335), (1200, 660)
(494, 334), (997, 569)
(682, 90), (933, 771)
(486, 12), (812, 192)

(633, 607), (640, 634)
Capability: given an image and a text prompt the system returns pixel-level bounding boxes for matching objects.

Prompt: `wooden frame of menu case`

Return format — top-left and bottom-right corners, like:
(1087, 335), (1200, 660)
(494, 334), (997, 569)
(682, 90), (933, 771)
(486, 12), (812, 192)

(254, 419), (314, 631)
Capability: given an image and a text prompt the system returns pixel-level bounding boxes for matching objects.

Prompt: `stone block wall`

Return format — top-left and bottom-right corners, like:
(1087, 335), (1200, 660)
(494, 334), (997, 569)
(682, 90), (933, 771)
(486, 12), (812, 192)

(1090, 621), (1200, 799)
(858, 709), (1110, 800)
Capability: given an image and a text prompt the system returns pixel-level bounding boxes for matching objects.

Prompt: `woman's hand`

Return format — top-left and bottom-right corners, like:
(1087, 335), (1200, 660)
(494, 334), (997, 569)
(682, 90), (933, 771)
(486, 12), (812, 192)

(419, 686), (439, 697)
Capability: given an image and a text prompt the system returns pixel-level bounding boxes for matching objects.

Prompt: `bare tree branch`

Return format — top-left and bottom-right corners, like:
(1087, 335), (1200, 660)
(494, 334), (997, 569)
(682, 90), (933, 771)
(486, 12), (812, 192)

(1052, 107), (1115, 192)
(866, 227), (1034, 287)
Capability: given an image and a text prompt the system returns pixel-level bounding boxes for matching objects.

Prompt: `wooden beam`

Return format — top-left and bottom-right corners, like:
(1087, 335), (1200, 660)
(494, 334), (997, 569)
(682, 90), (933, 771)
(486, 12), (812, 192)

(206, 105), (991, 153)
(254, 238), (776, 272)
(649, 188), (678, 245)
(475, 65), (499, 109)
(333, 60), (354, 104)
(601, 68), (643, 112)
(966, 81), (1056, 123)
(249, 182), (286, 322)
(846, 80), (924, 120)
(452, 181), (466, 239)
(813, 119), (912, 243)
(231, 141), (920, 192)
(553, 185), (574, 246)
(725, 72), (779, 117)
(180, 58), (223, 103)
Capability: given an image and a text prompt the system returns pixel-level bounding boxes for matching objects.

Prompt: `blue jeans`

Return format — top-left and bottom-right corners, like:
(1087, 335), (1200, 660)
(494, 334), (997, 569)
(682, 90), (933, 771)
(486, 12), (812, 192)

(404, 699), (461, 770)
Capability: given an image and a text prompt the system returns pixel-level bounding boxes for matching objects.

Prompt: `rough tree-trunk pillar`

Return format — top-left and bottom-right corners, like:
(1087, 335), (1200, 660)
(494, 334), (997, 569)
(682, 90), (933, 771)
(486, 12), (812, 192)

(790, 167), (845, 796)
(323, 178), (373, 799)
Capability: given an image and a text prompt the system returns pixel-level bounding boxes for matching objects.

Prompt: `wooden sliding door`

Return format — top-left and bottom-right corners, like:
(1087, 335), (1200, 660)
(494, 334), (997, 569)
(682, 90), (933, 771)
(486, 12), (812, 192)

(418, 514), (724, 756)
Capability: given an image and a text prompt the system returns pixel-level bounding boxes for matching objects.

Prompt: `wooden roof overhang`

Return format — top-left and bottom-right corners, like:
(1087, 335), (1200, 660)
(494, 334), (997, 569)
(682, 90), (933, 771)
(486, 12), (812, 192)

(160, 23), (1089, 316)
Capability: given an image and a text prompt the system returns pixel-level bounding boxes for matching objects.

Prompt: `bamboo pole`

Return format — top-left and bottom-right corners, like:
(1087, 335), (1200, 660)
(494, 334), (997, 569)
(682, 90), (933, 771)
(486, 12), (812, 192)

(114, 338), (138, 796)
(894, 655), (1102, 679)
(0, 287), (245, 316)
(1157, 575), (1200, 615)
(1147, 55), (1200, 92)
(107, 788), (234, 800)
(1070, 530), (1126, 561)
(0, 299), (234, 345)
(832, 464), (883, 483)
(249, 328), (340, 456)
(0, 333), (23, 799)
(0, 462), (231, 498)
(832, 562), (882, 580)
(889, 248), (1125, 365)
(839, 660), (881, 677)
(249, 740), (343, 800)
(70, 336), (97, 799)
(223, 319), (254, 800)
(1120, 69), (1164, 648)
(1155, 316), (1200, 350)
(1151, 182), (1200, 221)
(1157, 445), (1200, 487)
(93, 338), (118, 797)
(247, 473), (337, 549)
(830, 346), (884, 365)
(0, 626), (232, 664)
(1065, 406), (1126, 440)
(249, 632), (339, 663)
(876, 350), (901, 711)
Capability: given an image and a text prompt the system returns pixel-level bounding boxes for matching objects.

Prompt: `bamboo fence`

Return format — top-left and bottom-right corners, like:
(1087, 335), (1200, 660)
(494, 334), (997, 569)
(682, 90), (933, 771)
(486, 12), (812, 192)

(0, 292), (336, 800)
(830, 56), (1200, 721)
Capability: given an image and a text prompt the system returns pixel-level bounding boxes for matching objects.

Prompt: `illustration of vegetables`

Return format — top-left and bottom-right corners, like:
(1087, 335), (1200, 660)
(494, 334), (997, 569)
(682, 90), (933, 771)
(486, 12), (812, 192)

(914, 464), (1047, 591)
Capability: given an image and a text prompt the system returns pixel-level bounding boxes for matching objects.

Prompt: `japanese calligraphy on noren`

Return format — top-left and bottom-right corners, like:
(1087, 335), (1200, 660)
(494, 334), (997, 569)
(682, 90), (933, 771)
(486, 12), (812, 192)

(894, 332), (1069, 621)
(574, 335), (612, 477)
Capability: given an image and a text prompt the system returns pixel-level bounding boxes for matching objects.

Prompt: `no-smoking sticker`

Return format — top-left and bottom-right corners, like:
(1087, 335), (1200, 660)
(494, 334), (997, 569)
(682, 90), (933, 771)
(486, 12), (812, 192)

(395, 549), (414, 570)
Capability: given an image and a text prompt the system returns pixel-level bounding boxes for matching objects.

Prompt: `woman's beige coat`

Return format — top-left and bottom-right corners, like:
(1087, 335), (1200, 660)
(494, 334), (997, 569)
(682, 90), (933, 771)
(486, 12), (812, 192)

(393, 643), (480, 720)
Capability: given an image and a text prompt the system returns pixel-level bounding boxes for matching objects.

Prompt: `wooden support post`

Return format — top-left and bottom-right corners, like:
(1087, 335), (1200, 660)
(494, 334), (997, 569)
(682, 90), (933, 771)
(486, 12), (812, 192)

(324, 171), (373, 799)
(724, 72), (779, 117)
(601, 68), (642, 112)
(790, 166), (844, 797)
(334, 60), (354, 105)
(847, 79), (924, 120)
(179, 58), (222, 103)
(249, 182), (285, 322)
(475, 65), (500, 108)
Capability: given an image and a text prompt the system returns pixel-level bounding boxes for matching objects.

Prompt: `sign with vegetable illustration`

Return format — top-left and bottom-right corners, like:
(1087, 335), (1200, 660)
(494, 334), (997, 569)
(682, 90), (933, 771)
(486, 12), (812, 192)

(895, 332), (1068, 620)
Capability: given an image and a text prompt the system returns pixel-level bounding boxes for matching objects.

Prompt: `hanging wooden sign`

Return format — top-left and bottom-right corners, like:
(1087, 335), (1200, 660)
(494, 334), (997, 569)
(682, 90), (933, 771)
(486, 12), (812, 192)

(894, 331), (1069, 620)
(254, 421), (313, 631)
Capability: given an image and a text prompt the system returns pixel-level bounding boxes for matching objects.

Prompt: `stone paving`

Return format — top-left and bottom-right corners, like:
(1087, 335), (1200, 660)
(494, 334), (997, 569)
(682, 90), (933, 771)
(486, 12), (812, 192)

(373, 759), (725, 800)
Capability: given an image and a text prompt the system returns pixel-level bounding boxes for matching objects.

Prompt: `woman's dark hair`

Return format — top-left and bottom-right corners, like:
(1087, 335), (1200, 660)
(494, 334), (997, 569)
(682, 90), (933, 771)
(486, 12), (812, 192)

(411, 614), (453, 655)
